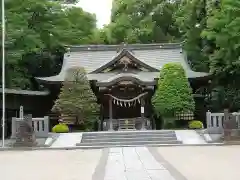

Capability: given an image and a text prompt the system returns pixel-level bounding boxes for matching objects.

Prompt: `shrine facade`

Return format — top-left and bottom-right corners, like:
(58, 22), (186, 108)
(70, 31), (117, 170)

(36, 43), (210, 131)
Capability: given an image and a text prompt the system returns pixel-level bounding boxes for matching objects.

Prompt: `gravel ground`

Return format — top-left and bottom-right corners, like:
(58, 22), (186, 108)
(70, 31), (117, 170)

(1, 144), (239, 180)
(0, 149), (102, 180)
(157, 145), (240, 180)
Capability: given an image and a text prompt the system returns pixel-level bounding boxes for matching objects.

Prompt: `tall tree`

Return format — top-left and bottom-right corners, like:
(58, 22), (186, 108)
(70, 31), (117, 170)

(175, 0), (210, 72)
(52, 67), (99, 128)
(1, 0), (97, 89)
(202, 0), (240, 79)
(202, 0), (240, 111)
(175, 0), (221, 72)
(106, 0), (181, 44)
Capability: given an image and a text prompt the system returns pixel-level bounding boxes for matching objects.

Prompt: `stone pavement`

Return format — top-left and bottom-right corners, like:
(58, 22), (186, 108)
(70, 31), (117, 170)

(50, 133), (83, 147)
(0, 149), (102, 180)
(47, 130), (207, 148)
(157, 145), (240, 180)
(104, 147), (176, 180)
(0, 145), (239, 180)
(175, 130), (207, 144)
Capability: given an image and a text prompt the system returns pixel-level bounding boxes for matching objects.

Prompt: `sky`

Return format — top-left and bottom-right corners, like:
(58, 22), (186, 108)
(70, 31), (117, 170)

(77, 0), (113, 28)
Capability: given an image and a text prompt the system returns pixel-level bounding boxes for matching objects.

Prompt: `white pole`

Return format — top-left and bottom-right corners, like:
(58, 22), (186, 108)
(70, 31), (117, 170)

(2, 0), (5, 147)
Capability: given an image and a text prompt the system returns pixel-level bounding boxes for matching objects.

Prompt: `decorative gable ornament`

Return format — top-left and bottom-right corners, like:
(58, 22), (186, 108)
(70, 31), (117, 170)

(119, 56), (132, 71)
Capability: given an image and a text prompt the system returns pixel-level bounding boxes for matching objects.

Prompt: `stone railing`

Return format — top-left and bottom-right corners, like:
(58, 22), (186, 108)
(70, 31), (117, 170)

(11, 116), (49, 138)
(206, 111), (240, 129)
(206, 110), (240, 136)
(206, 111), (225, 129)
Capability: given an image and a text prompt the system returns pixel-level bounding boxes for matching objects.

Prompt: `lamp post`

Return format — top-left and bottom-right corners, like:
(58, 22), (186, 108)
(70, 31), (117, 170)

(2, 0), (5, 147)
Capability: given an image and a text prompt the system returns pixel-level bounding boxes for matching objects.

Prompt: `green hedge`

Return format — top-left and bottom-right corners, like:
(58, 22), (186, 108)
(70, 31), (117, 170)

(52, 123), (69, 133)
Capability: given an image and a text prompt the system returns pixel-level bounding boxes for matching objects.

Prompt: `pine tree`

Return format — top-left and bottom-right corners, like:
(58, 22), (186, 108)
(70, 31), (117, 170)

(52, 67), (99, 127)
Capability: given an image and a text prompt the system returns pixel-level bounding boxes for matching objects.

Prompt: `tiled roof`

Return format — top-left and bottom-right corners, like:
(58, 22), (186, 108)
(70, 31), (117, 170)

(36, 43), (209, 83)
(0, 88), (49, 96)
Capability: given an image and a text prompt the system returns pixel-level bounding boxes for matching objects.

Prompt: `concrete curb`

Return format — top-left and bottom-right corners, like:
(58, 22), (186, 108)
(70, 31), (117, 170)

(92, 148), (109, 180)
(74, 143), (227, 149)
(46, 133), (61, 147)
(223, 141), (240, 145)
(0, 142), (237, 151)
(148, 147), (188, 180)
(195, 130), (224, 143)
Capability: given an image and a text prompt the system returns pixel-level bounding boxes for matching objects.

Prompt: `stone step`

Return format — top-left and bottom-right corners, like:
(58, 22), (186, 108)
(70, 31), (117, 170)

(81, 136), (177, 143)
(83, 134), (177, 139)
(82, 134), (176, 139)
(119, 124), (135, 127)
(82, 130), (176, 137)
(78, 130), (181, 147)
(119, 121), (134, 122)
(114, 129), (138, 131)
(119, 120), (135, 121)
(119, 127), (135, 130)
(75, 144), (179, 149)
(82, 134), (176, 140)
(77, 140), (181, 147)
(119, 123), (135, 126)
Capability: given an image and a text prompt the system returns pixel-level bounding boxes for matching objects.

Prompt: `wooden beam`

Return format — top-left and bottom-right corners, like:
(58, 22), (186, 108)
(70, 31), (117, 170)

(109, 97), (113, 130)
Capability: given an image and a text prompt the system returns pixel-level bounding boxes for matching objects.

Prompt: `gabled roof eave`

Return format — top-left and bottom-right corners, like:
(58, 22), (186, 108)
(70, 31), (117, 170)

(90, 49), (159, 73)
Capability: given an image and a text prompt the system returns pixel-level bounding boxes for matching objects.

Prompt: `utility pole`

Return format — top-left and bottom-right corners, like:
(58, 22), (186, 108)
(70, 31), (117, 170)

(2, 0), (6, 147)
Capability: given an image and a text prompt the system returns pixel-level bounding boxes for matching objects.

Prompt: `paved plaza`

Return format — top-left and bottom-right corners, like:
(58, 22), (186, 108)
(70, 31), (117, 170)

(0, 146), (239, 180)
(157, 146), (240, 180)
(0, 149), (102, 180)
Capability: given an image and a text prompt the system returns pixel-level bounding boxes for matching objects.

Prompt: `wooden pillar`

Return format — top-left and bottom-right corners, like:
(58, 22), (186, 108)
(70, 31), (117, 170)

(99, 104), (103, 131)
(109, 97), (113, 131)
(141, 98), (145, 130)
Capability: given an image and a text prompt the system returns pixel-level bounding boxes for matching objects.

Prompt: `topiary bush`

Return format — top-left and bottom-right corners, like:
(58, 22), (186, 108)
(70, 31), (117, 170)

(52, 123), (69, 133)
(188, 120), (204, 129)
(152, 63), (195, 128)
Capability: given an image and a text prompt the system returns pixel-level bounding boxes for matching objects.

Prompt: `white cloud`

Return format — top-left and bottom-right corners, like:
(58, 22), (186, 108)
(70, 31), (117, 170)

(77, 0), (113, 28)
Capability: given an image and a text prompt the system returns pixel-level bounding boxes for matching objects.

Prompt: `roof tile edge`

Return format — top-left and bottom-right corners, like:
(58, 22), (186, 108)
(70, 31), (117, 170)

(65, 42), (183, 52)
(0, 88), (50, 96)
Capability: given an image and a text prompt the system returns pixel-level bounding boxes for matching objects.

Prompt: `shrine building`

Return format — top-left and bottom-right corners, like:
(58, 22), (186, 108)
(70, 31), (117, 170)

(36, 43), (210, 131)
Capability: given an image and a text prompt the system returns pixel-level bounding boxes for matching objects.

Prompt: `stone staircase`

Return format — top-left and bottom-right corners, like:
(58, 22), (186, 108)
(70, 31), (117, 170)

(76, 130), (182, 148)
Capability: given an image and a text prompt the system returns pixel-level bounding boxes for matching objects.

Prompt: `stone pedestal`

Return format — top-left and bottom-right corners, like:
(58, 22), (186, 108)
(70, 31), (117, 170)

(223, 109), (239, 141)
(13, 114), (37, 147)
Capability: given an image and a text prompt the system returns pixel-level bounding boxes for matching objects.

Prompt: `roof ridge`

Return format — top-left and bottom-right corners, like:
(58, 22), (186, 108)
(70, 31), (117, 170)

(65, 42), (183, 52)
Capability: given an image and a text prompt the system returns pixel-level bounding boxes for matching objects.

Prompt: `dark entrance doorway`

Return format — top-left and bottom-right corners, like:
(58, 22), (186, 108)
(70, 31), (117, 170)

(113, 103), (141, 119)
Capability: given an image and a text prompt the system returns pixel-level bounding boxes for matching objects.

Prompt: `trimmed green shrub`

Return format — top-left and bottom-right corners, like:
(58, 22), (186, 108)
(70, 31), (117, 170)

(152, 63), (195, 128)
(188, 120), (204, 129)
(52, 123), (69, 133)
